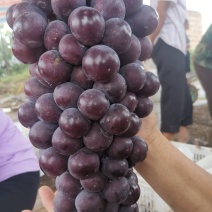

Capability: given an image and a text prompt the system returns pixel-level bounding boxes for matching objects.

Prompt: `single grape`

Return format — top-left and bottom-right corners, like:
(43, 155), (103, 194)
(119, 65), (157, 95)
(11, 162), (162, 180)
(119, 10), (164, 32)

(44, 20), (70, 50)
(51, 0), (86, 22)
(93, 73), (127, 103)
(52, 127), (83, 156)
(24, 77), (54, 101)
(54, 191), (76, 212)
(106, 137), (133, 159)
(77, 89), (110, 120)
(68, 147), (100, 180)
(101, 157), (129, 179)
(118, 92), (138, 112)
(12, 38), (45, 64)
(138, 36), (153, 61)
(83, 122), (113, 152)
(71, 66), (94, 90)
(120, 113), (141, 137)
(134, 96), (153, 118)
(126, 171), (138, 184)
(119, 62), (146, 92)
(38, 50), (73, 88)
(80, 171), (107, 192)
(29, 121), (58, 149)
(100, 104), (131, 135)
(103, 177), (130, 204)
(128, 136), (148, 164)
(82, 45), (120, 82)
(102, 18), (132, 54)
(18, 101), (39, 128)
(59, 108), (91, 138)
(56, 172), (82, 198)
(126, 5), (159, 37)
(123, 0), (143, 16)
(59, 34), (88, 65)
(119, 34), (141, 66)
(39, 147), (68, 178)
(68, 6), (105, 46)
(6, 4), (17, 29)
(35, 93), (62, 123)
(53, 82), (84, 110)
(94, 0), (126, 20)
(136, 71), (160, 97)
(75, 190), (106, 212)
(13, 12), (47, 48)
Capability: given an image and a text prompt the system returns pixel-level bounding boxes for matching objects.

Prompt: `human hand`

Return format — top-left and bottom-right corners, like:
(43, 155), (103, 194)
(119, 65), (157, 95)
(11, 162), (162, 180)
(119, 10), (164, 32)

(22, 186), (55, 212)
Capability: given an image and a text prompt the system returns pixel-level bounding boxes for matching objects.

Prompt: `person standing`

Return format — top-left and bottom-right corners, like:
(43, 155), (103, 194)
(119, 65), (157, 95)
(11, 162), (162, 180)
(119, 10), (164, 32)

(149, 0), (193, 143)
(0, 109), (40, 212)
(193, 24), (212, 118)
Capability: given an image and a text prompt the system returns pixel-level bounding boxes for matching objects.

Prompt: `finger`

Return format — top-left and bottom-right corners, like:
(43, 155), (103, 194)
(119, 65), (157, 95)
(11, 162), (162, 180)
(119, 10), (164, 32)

(39, 186), (55, 212)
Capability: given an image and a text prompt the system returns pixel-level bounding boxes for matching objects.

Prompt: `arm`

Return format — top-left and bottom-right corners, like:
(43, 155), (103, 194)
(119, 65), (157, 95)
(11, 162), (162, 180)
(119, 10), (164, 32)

(149, 1), (170, 43)
(135, 112), (212, 212)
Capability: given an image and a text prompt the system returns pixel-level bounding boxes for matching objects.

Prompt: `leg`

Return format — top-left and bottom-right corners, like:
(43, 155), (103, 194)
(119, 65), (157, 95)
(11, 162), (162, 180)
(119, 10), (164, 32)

(0, 171), (40, 212)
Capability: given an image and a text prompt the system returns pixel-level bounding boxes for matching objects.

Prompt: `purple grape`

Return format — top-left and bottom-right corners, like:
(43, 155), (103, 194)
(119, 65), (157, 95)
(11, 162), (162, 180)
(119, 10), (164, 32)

(80, 171), (107, 192)
(134, 96), (153, 118)
(52, 127), (83, 156)
(44, 20), (70, 50)
(59, 34), (88, 65)
(53, 82), (84, 110)
(24, 77), (54, 101)
(75, 190), (106, 212)
(29, 121), (58, 149)
(119, 63), (146, 92)
(35, 93), (62, 123)
(102, 18), (132, 54)
(77, 89), (110, 120)
(94, 0), (126, 20)
(39, 147), (68, 178)
(68, 6), (105, 46)
(12, 38), (45, 64)
(120, 113), (142, 137)
(138, 36), (153, 61)
(18, 101), (39, 128)
(93, 73), (127, 103)
(54, 191), (76, 212)
(101, 157), (128, 179)
(68, 147), (100, 180)
(59, 108), (91, 138)
(106, 137), (133, 159)
(119, 34), (141, 66)
(30, 0), (53, 16)
(51, 0), (86, 22)
(126, 5), (159, 37)
(104, 202), (120, 212)
(126, 171), (138, 184)
(103, 177), (130, 204)
(6, 4), (16, 29)
(38, 50), (73, 88)
(128, 136), (148, 164)
(83, 122), (113, 152)
(123, 0), (143, 16)
(13, 12), (47, 48)
(125, 168), (134, 178)
(12, 2), (47, 22)
(56, 172), (82, 198)
(118, 92), (138, 112)
(122, 180), (140, 206)
(82, 45), (120, 82)
(100, 104), (131, 135)
(136, 71), (160, 97)
(119, 203), (139, 212)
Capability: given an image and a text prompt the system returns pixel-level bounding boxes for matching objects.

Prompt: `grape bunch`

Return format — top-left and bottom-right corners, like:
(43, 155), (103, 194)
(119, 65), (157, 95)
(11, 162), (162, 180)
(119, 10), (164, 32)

(7, 0), (160, 211)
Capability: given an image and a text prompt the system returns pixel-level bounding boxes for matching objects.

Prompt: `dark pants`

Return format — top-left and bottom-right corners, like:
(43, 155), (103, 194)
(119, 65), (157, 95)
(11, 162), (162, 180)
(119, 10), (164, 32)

(194, 62), (212, 118)
(152, 39), (193, 133)
(0, 171), (40, 212)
